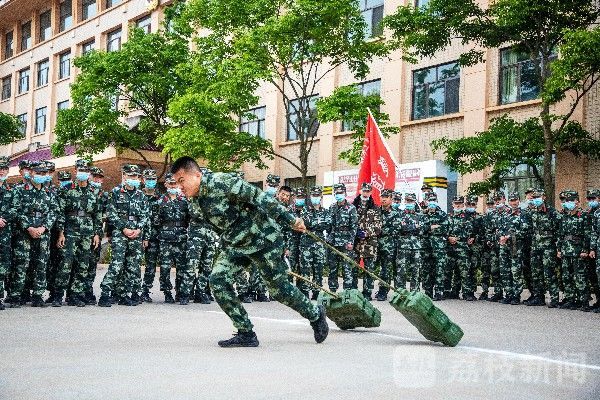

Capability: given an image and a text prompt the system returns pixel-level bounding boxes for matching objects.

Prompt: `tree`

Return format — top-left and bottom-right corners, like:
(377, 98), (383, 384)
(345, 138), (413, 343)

(0, 112), (22, 146)
(162, 0), (389, 183)
(52, 27), (190, 177)
(385, 0), (600, 202)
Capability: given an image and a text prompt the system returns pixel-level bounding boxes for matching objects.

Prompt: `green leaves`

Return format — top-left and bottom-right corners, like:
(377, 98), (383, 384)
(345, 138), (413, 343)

(0, 112), (23, 146)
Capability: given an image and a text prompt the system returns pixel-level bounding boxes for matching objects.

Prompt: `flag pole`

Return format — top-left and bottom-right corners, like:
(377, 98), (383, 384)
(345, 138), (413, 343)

(366, 108), (400, 168)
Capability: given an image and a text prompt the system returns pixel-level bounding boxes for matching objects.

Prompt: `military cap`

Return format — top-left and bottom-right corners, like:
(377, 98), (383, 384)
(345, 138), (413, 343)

(453, 195), (465, 203)
(142, 168), (157, 179)
(44, 161), (55, 172)
(485, 196), (495, 205)
(294, 187), (307, 197)
(75, 159), (91, 171)
(586, 189), (600, 199)
(405, 193), (417, 201)
(235, 171), (245, 179)
(0, 156), (9, 169)
(524, 187), (536, 195)
(90, 166), (104, 177)
(165, 172), (176, 183)
(381, 188), (394, 197)
(361, 182), (372, 191)
(559, 189), (574, 201)
(310, 186), (323, 196)
(122, 164), (141, 175)
(31, 161), (48, 173)
(425, 192), (438, 201)
(18, 160), (31, 170)
(392, 191), (402, 201)
(333, 183), (346, 193)
(532, 188), (545, 197)
(508, 192), (520, 201)
(421, 183), (432, 191)
(58, 171), (72, 181)
(493, 190), (506, 200)
(266, 174), (280, 186)
(564, 190), (579, 201)
(466, 195), (478, 204)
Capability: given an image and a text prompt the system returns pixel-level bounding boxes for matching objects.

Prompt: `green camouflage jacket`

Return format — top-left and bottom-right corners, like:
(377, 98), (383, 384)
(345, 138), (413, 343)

(106, 185), (150, 235)
(57, 183), (103, 237)
(16, 182), (58, 232)
(558, 208), (589, 256)
(155, 194), (190, 243)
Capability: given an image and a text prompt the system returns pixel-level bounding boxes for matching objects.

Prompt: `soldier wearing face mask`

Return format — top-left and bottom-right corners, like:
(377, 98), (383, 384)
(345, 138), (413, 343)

(582, 189), (600, 311)
(397, 193), (425, 292)
(480, 196), (501, 301)
(421, 192), (448, 301)
(465, 195), (483, 300)
(447, 196), (476, 301)
(287, 186), (305, 297)
(374, 189), (402, 301)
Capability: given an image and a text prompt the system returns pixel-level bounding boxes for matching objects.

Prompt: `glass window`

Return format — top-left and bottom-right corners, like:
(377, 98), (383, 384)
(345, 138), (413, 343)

(1, 75), (11, 100)
(136, 15), (152, 34)
(107, 28), (122, 52)
(360, 0), (384, 38)
(412, 62), (460, 120)
(415, 0), (429, 8)
(35, 106), (47, 135)
(59, 51), (71, 79)
(284, 176), (317, 190)
(4, 31), (14, 59)
(342, 79), (381, 131)
(82, 39), (95, 55)
(106, 0), (121, 8)
(59, 0), (73, 32)
(21, 21), (32, 51)
(39, 10), (52, 42)
(57, 100), (69, 110)
(17, 113), (27, 138)
(37, 59), (49, 87)
(18, 68), (30, 94)
(499, 48), (557, 105)
(82, 0), (97, 20)
(287, 95), (319, 141)
(239, 106), (267, 139)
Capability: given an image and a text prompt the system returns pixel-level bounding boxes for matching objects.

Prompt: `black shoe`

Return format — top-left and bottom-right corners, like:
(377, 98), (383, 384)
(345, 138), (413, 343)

(66, 296), (80, 306)
(375, 292), (387, 301)
(21, 291), (31, 304)
(464, 294), (477, 301)
(499, 297), (511, 304)
(579, 304), (592, 312)
(52, 296), (63, 307)
(362, 292), (372, 301)
(0, 300), (4, 311)
(109, 295), (117, 305)
(118, 296), (135, 306)
(547, 300), (558, 308)
(510, 297), (520, 305)
(526, 297), (545, 306)
(311, 291), (320, 301)
(256, 293), (270, 302)
(164, 291), (175, 304)
(85, 292), (97, 305)
(31, 296), (47, 308)
(488, 293), (503, 302)
(45, 294), (55, 304)
(478, 292), (488, 301)
(594, 307), (600, 313)
(98, 294), (112, 307)
(310, 305), (329, 344)
(179, 296), (189, 305)
(131, 293), (142, 305)
(218, 331), (260, 348)
(72, 296), (86, 307)
(559, 301), (573, 310)
(206, 291), (214, 302)
(242, 294), (253, 303)
(433, 293), (443, 301)
(523, 295), (533, 304)
(175, 292), (180, 302)
(195, 293), (211, 304)
(8, 297), (21, 308)
(141, 291), (153, 303)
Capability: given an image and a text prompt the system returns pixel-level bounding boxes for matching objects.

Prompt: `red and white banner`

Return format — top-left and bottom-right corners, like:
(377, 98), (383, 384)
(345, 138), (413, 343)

(356, 110), (399, 205)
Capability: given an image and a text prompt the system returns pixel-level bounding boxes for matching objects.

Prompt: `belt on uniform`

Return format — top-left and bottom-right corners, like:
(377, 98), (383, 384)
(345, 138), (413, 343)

(124, 216), (139, 222)
(67, 210), (91, 217)
(564, 235), (582, 241)
(30, 211), (43, 218)
(163, 221), (187, 228)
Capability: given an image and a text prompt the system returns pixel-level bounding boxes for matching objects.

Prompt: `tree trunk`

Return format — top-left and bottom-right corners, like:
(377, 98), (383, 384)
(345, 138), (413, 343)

(541, 103), (555, 206)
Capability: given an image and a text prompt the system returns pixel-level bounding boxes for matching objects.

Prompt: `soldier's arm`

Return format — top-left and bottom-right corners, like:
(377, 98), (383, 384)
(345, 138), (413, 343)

(55, 190), (67, 232)
(138, 195), (150, 233)
(106, 195), (126, 232)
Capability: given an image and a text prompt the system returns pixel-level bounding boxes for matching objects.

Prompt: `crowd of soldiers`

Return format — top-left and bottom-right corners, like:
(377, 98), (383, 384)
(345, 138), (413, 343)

(0, 155), (599, 313)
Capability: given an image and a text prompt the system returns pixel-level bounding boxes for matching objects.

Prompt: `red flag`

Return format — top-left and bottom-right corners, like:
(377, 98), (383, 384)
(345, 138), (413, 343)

(356, 110), (397, 205)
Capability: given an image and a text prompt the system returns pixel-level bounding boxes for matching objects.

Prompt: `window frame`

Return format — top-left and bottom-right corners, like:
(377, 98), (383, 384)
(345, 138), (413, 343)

(58, 51), (71, 80)
(106, 28), (122, 52)
(360, 0), (385, 38)
(4, 31), (14, 59)
(411, 61), (460, 121)
(81, 39), (95, 55)
(59, 0), (73, 32)
(341, 79), (381, 132)
(286, 94), (319, 142)
(1, 75), (11, 100)
(106, 0), (122, 8)
(16, 113), (28, 138)
(21, 20), (32, 51)
(34, 106), (47, 135)
(136, 15), (152, 34)
(39, 10), (52, 42)
(18, 68), (30, 94)
(36, 59), (50, 87)
(82, 0), (97, 21)
(239, 106), (267, 139)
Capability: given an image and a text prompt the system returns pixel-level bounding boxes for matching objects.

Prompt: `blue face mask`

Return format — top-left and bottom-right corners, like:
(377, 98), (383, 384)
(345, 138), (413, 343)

(334, 193), (345, 202)
(563, 201), (576, 211)
(145, 179), (157, 189)
(76, 172), (90, 181)
(466, 207), (476, 213)
(60, 180), (72, 188)
(125, 179), (140, 189)
(531, 198), (544, 207)
(89, 181), (101, 188)
(295, 199), (305, 207)
(24, 172), (31, 179)
(32, 175), (46, 185)
(427, 201), (438, 209)
(0, 176), (7, 182)
(589, 200), (598, 208)
(310, 196), (321, 205)
(167, 188), (180, 195)
(266, 186), (277, 196)
(405, 203), (415, 210)
(453, 206), (464, 212)
(391, 202), (400, 209)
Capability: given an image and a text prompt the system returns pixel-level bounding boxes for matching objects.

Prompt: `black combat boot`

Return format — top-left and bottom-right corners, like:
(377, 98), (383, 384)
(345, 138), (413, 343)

(499, 297), (511, 304)
(45, 293), (55, 304)
(478, 292), (488, 301)
(164, 291), (175, 304)
(310, 305), (329, 344)
(510, 296), (521, 305)
(195, 292), (211, 304)
(72, 296), (86, 307)
(21, 291), (31, 304)
(256, 292), (270, 302)
(488, 292), (503, 302)
(85, 291), (97, 305)
(52, 292), (63, 307)
(311, 291), (320, 301)
(526, 296), (545, 306)
(179, 296), (189, 305)
(242, 293), (253, 303)
(8, 296), (21, 308)
(375, 291), (387, 301)
(141, 290), (152, 303)
(464, 293), (477, 301)
(218, 331), (260, 348)
(109, 295), (117, 305)
(98, 294), (112, 307)
(362, 292), (372, 301)
(131, 292), (142, 305)
(118, 296), (136, 306)
(31, 295), (47, 307)
(206, 290), (214, 302)
(432, 292), (443, 301)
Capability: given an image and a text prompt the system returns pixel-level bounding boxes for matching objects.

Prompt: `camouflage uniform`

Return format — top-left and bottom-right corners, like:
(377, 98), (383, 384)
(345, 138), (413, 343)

(188, 170), (320, 332)
(140, 169), (161, 300)
(421, 192), (449, 300)
(446, 196), (476, 300)
(327, 184), (358, 292)
(187, 208), (217, 303)
(479, 198), (499, 300)
(465, 196), (483, 298)
(583, 190), (600, 308)
(0, 156), (17, 308)
(375, 189), (402, 300)
(86, 167), (109, 303)
(292, 187), (312, 296)
(397, 193), (425, 291)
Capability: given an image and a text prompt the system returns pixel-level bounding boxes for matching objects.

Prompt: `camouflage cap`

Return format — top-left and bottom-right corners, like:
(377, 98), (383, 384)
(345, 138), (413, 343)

(266, 174), (280, 186)
(532, 188), (545, 197)
(586, 189), (600, 199)
(425, 192), (438, 201)
(31, 161), (48, 173)
(508, 192), (520, 201)
(18, 160), (31, 170)
(485, 196), (495, 205)
(421, 183), (432, 191)
(142, 169), (157, 179)
(90, 166), (104, 177)
(44, 161), (55, 172)
(294, 187), (307, 197)
(559, 189), (574, 201)
(310, 186), (323, 196)
(361, 182), (372, 191)
(466, 195), (479, 204)
(564, 190), (579, 201)
(75, 159), (91, 171)
(452, 195), (465, 203)
(333, 183), (346, 193)
(122, 164), (141, 175)
(57, 171), (72, 181)
(380, 188), (394, 197)
(493, 190), (506, 200)
(235, 171), (245, 180)
(165, 172), (176, 184)
(524, 187), (536, 195)
(405, 193), (417, 201)
(392, 191), (402, 201)
(0, 156), (9, 169)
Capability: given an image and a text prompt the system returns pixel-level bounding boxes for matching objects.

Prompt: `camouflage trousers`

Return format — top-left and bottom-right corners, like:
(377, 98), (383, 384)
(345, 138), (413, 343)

(160, 241), (191, 297)
(397, 248), (422, 291)
(422, 237), (447, 297)
(376, 238), (396, 295)
(187, 235), (216, 295)
(355, 257), (375, 296)
(480, 244), (499, 295)
(0, 225), (11, 297)
(585, 258), (600, 300)
(498, 242), (525, 299)
(11, 231), (51, 297)
(327, 245), (355, 292)
(530, 242), (560, 302)
(300, 242), (327, 291)
(46, 227), (61, 295)
(468, 244), (482, 292)
(447, 242), (474, 296)
(142, 239), (160, 291)
(100, 232), (143, 296)
(561, 255), (589, 304)
(210, 242), (320, 332)
(234, 267), (250, 296)
(55, 234), (93, 296)
(86, 242), (101, 296)
(522, 238), (533, 292)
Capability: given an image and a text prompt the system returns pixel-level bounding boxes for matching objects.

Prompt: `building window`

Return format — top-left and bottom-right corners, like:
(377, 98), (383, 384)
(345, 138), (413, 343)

(18, 68), (30, 94)
(285, 176), (317, 190)
(39, 10), (52, 42)
(502, 160), (553, 198)
(499, 48), (556, 105)
(59, 0), (73, 32)
(342, 79), (381, 132)
(35, 107), (47, 135)
(59, 51), (71, 79)
(4, 31), (14, 59)
(37, 59), (49, 87)
(110, 94), (119, 111)
(57, 100), (69, 120)
(81, 39), (95, 55)
(360, 0), (384, 38)
(21, 21), (32, 51)
(106, 0), (122, 8)
(415, 0), (429, 8)
(82, 0), (97, 21)
(1, 76), (11, 100)
(287, 95), (319, 141)
(239, 106), (266, 139)
(107, 28), (122, 52)
(412, 61), (460, 120)
(17, 113), (27, 138)
(136, 15), (152, 34)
